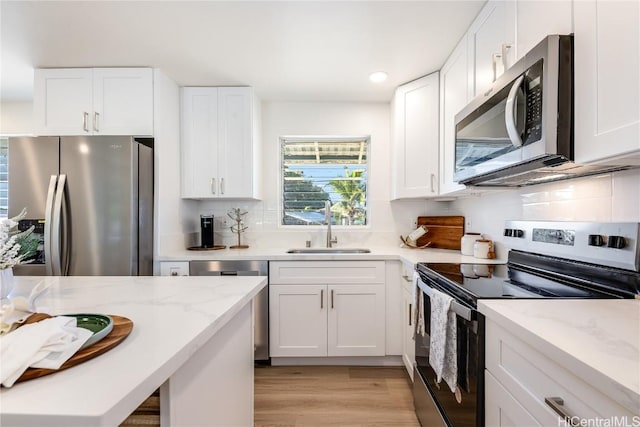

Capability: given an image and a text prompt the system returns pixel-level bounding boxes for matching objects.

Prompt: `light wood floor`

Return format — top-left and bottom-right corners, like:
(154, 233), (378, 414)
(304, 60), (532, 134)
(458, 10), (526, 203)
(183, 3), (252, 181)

(254, 366), (420, 427)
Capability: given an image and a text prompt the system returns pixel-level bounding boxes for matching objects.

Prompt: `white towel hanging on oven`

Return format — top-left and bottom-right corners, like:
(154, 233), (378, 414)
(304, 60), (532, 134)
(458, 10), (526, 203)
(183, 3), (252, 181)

(413, 272), (425, 337)
(428, 287), (459, 394)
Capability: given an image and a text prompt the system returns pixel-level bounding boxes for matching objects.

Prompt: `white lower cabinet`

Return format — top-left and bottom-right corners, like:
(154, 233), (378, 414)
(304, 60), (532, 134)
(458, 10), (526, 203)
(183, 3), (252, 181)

(485, 370), (539, 427)
(485, 318), (636, 426)
(401, 285), (415, 380)
(269, 261), (386, 358)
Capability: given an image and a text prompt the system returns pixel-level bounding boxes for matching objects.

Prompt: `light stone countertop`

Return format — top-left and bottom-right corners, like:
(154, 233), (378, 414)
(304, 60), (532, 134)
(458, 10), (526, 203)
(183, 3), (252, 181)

(0, 275), (267, 426)
(478, 299), (640, 415)
(156, 245), (506, 266)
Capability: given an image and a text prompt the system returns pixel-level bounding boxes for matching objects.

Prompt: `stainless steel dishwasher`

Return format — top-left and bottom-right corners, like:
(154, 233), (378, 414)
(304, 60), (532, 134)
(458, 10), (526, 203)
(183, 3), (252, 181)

(189, 260), (269, 362)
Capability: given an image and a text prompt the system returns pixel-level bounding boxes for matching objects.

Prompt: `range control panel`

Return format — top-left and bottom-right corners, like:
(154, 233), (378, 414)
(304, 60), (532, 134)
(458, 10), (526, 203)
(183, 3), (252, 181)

(503, 221), (640, 272)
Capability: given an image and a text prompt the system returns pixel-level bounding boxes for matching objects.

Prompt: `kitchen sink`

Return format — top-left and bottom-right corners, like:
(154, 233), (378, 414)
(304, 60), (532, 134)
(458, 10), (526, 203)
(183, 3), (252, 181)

(286, 248), (371, 254)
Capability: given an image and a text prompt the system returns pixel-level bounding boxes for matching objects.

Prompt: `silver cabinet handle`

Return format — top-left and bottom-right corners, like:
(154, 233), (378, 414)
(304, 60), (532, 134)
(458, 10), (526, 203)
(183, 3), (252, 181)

(331, 289), (334, 309)
(94, 112), (100, 132)
(211, 178), (216, 195)
(82, 112), (89, 132)
(220, 178), (225, 195)
(430, 173), (436, 193)
(491, 53), (503, 82)
(320, 289), (324, 309)
(502, 44), (512, 71)
(401, 274), (413, 282)
(545, 397), (580, 426)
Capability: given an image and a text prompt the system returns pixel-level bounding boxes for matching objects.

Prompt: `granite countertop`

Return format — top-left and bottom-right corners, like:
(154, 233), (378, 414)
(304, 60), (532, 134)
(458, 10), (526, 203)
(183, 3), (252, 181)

(478, 299), (640, 414)
(156, 245), (506, 266)
(0, 275), (267, 426)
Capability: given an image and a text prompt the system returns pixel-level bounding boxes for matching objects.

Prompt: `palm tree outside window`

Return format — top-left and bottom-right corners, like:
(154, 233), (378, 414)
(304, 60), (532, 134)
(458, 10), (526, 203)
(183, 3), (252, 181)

(281, 136), (369, 227)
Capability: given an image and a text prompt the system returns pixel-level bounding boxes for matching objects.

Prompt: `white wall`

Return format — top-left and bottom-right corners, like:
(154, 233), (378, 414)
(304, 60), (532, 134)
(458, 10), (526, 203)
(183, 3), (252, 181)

(449, 168), (640, 260)
(152, 70), (199, 256)
(188, 100), (448, 250)
(0, 101), (33, 135)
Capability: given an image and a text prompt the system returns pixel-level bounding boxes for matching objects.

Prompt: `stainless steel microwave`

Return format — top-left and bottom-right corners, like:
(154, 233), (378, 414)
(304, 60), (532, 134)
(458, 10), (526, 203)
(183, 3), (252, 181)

(454, 35), (579, 186)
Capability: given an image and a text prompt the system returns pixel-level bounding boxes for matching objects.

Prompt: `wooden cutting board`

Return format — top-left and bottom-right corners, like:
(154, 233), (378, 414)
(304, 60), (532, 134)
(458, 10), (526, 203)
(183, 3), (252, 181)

(416, 216), (465, 250)
(15, 314), (133, 384)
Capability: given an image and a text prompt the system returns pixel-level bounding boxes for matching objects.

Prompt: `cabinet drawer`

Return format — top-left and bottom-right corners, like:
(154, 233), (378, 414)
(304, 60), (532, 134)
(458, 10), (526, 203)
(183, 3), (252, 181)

(400, 260), (415, 292)
(159, 262), (190, 276)
(269, 261), (385, 285)
(486, 319), (635, 424)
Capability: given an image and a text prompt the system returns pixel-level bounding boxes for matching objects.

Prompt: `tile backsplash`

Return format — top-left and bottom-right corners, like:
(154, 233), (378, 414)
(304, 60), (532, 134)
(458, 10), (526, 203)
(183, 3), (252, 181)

(449, 168), (640, 259)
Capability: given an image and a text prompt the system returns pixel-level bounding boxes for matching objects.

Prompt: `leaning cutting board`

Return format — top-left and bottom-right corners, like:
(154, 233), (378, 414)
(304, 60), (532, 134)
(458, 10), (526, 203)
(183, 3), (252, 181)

(416, 216), (465, 250)
(15, 315), (133, 384)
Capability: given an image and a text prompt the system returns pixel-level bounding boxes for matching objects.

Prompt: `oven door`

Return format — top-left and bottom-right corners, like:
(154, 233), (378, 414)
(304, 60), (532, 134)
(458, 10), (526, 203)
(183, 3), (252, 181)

(414, 276), (485, 427)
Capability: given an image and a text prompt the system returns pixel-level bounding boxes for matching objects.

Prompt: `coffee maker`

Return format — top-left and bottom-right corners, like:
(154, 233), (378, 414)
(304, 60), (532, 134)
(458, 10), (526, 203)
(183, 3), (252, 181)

(200, 215), (214, 248)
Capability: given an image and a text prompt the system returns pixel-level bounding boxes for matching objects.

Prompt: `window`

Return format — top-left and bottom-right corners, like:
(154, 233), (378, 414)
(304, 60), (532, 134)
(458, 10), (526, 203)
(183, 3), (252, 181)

(281, 136), (369, 226)
(0, 138), (7, 218)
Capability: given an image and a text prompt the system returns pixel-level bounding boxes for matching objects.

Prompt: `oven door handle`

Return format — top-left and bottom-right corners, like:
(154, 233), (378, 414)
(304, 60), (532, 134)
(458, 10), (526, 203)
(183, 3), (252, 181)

(417, 278), (474, 322)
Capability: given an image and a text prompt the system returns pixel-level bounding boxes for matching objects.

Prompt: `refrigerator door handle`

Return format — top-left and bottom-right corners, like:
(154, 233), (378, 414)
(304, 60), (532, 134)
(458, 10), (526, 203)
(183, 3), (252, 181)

(51, 174), (67, 276)
(44, 175), (58, 276)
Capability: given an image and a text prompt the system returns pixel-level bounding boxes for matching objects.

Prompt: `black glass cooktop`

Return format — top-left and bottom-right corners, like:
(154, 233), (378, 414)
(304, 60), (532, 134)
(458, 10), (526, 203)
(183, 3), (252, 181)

(417, 261), (622, 308)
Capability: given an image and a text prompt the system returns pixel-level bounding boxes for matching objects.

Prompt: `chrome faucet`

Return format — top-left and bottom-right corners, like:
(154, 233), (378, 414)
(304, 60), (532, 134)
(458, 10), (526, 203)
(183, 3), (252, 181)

(325, 200), (338, 248)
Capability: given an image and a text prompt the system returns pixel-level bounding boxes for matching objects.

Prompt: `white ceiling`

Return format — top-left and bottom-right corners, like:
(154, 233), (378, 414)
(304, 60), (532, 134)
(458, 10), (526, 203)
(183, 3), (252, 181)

(0, 1), (484, 103)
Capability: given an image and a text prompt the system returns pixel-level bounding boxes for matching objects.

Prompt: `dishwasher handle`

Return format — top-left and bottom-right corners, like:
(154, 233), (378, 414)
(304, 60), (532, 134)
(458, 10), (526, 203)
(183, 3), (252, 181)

(220, 271), (238, 276)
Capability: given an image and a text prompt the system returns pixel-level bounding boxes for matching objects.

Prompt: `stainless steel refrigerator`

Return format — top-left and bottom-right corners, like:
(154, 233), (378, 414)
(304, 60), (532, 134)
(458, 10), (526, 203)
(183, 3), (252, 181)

(9, 136), (153, 276)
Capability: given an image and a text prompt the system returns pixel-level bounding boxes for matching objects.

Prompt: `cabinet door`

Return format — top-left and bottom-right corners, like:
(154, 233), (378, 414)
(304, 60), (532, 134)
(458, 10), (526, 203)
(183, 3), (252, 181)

(327, 284), (385, 357)
(485, 371), (541, 427)
(181, 87), (219, 198)
(217, 87), (254, 198)
(33, 68), (93, 135)
(93, 68), (153, 136)
(439, 38), (468, 195)
(467, 0), (516, 98)
(401, 286), (415, 380)
(574, 0), (640, 163)
(392, 73), (440, 199)
(269, 284), (327, 357)
(515, 1), (572, 61)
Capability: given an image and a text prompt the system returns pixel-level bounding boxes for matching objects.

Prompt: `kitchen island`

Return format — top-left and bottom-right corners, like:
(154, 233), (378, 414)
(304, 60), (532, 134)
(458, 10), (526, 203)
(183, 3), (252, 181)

(0, 275), (267, 427)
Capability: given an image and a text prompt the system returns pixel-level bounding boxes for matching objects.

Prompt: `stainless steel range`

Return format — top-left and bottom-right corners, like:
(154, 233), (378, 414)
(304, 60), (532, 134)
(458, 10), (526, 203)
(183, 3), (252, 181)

(413, 221), (640, 427)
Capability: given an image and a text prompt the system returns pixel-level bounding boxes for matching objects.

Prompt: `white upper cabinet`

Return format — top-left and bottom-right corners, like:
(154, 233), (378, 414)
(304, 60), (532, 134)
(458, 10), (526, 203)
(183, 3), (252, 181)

(92, 68), (154, 136)
(34, 68), (153, 136)
(181, 86), (261, 199)
(391, 72), (440, 199)
(439, 37), (468, 196)
(515, 1), (572, 60)
(574, 0), (640, 164)
(466, 0), (516, 99)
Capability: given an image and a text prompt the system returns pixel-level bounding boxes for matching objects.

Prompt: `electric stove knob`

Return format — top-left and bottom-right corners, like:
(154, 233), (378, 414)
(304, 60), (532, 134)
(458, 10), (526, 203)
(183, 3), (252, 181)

(588, 234), (605, 247)
(607, 235), (626, 249)
(504, 229), (513, 237)
(513, 229), (524, 238)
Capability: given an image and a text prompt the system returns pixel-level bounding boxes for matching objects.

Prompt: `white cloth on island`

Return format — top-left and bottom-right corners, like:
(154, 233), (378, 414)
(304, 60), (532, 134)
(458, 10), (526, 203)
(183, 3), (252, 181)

(0, 280), (50, 335)
(0, 316), (92, 387)
(428, 287), (459, 394)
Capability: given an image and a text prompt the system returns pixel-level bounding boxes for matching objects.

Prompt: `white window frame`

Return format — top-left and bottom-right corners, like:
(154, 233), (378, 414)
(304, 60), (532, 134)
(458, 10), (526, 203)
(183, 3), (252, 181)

(279, 135), (371, 229)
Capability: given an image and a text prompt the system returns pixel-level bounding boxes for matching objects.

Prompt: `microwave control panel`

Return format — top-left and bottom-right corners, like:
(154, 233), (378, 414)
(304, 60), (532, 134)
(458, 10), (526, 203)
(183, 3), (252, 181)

(523, 59), (544, 145)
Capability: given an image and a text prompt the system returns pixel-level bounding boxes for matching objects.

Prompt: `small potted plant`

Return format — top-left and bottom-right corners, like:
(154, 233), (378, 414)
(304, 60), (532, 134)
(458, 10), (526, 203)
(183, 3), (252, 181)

(0, 209), (39, 298)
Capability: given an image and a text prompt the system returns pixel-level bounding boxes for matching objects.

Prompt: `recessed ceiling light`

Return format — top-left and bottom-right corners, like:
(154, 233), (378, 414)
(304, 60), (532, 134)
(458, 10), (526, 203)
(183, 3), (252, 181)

(369, 71), (388, 83)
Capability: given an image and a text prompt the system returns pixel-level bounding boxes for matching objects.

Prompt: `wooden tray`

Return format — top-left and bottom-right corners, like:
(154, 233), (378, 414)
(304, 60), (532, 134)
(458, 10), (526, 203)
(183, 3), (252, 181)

(15, 314), (133, 384)
(187, 245), (226, 251)
(416, 216), (465, 250)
